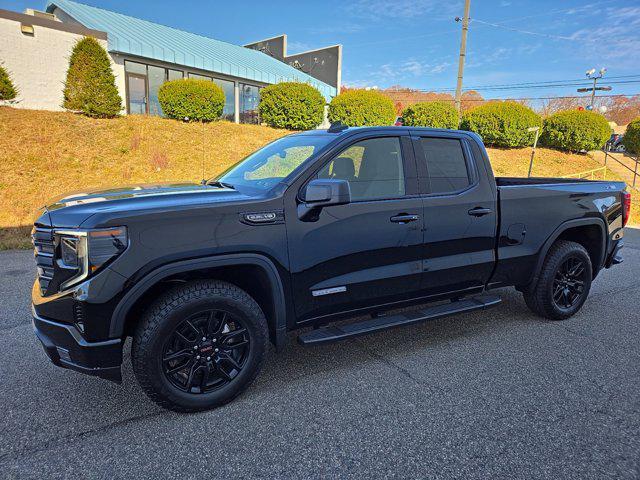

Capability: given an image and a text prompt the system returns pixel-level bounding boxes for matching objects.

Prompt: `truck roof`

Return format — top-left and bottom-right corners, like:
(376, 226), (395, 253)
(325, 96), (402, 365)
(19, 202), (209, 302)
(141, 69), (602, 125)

(293, 126), (485, 145)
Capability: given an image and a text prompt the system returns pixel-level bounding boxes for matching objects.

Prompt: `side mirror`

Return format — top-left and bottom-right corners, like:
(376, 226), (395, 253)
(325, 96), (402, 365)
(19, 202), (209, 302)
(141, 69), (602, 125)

(298, 179), (351, 221)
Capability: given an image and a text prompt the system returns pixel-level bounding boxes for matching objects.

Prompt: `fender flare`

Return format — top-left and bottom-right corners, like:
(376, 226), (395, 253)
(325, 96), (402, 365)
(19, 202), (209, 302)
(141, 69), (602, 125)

(109, 253), (288, 349)
(530, 217), (607, 287)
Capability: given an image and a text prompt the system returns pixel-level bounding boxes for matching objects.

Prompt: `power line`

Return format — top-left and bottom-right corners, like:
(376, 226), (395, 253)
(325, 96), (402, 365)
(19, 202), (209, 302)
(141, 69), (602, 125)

(348, 1), (623, 49)
(456, 74), (640, 90)
(433, 79), (640, 93)
(421, 93), (638, 102)
(478, 0), (620, 26)
(385, 76), (640, 93)
(470, 19), (577, 41)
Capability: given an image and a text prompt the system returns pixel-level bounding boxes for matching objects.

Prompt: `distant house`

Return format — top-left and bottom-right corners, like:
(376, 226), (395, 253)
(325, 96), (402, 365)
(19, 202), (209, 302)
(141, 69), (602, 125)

(0, 0), (341, 123)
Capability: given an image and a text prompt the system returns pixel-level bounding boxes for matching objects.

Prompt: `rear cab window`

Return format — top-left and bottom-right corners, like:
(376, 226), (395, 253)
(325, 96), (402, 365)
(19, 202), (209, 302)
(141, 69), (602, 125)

(416, 137), (473, 194)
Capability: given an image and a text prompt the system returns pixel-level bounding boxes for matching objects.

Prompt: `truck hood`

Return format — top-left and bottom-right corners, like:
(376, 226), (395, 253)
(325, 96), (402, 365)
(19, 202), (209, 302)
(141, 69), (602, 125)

(36, 183), (253, 228)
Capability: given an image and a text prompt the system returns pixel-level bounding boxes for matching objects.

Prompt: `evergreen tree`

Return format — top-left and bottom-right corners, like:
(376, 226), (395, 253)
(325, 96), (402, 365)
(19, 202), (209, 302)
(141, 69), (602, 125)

(63, 37), (122, 117)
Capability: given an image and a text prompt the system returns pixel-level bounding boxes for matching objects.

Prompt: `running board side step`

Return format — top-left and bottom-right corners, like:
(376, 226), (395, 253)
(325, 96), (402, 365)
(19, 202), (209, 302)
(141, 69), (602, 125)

(298, 294), (501, 346)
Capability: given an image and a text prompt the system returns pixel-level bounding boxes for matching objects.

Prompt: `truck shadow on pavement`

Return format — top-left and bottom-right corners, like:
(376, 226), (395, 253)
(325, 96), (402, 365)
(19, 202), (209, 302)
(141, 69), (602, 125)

(79, 286), (543, 413)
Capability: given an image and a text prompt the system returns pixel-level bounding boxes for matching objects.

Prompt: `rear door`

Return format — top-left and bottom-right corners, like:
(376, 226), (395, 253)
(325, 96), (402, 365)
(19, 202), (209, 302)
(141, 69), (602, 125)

(412, 133), (498, 297)
(285, 132), (424, 323)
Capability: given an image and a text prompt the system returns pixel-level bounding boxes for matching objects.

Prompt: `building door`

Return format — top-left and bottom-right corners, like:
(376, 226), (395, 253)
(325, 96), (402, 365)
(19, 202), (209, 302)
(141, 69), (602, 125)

(127, 73), (147, 114)
(239, 84), (260, 124)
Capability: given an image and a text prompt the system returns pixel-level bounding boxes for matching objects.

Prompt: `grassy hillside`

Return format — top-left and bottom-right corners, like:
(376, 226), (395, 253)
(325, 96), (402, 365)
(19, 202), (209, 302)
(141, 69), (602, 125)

(0, 107), (636, 249)
(0, 107), (287, 248)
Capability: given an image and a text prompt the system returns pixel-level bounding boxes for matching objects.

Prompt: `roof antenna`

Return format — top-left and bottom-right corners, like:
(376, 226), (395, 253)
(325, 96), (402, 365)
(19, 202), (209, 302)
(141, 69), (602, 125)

(328, 121), (348, 133)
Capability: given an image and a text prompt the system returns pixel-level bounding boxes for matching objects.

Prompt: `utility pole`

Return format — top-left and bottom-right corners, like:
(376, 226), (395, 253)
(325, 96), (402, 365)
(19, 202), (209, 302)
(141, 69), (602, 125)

(454, 0), (471, 116)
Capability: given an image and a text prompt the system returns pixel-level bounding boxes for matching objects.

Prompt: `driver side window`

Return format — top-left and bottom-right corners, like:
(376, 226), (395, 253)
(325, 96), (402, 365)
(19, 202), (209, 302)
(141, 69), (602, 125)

(317, 137), (405, 201)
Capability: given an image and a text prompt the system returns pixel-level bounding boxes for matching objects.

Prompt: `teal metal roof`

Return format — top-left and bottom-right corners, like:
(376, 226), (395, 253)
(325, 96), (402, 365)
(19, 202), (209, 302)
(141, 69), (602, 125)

(46, 0), (336, 99)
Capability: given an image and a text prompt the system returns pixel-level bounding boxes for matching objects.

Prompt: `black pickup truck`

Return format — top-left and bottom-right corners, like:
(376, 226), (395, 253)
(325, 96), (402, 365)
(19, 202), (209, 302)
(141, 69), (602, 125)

(32, 125), (629, 412)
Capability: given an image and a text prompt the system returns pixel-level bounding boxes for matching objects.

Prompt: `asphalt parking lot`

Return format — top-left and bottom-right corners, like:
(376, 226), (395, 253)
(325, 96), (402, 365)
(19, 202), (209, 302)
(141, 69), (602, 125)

(1, 229), (639, 479)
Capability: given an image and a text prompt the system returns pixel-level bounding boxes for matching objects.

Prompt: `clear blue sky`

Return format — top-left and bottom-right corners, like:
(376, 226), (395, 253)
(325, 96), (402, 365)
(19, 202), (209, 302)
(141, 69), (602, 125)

(3, 0), (639, 101)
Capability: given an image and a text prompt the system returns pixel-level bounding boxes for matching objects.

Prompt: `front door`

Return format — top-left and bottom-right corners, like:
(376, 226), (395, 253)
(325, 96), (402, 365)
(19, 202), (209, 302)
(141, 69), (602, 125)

(412, 134), (498, 297)
(286, 134), (424, 323)
(127, 73), (147, 114)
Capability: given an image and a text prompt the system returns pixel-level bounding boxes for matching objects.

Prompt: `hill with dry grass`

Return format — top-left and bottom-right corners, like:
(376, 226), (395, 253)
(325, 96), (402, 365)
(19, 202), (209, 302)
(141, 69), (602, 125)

(0, 107), (635, 249)
(0, 107), (287, 248)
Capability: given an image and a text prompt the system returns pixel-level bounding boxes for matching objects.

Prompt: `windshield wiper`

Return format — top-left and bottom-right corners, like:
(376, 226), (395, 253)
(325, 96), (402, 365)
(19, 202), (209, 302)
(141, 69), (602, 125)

(206, 180), (235, 190)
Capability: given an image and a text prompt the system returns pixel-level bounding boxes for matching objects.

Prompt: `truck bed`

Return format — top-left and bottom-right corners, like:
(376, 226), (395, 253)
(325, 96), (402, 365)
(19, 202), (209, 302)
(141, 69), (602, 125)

(490, 177), (626, 290)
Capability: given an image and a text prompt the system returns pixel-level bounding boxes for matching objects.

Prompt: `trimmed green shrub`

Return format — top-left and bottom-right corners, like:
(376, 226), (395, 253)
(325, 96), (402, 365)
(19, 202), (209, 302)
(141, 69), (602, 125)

(258, 82), (325, 130)
(63, 37), (122, 117)
(460, 101), (542, 147)
(0, 64), (17, 101)
(622, 117), (640, 154)
(540, 110), (611, 152)
(158, 79), (225, 122)
(402, 101), (458, 129)
(328, 89), (395, 126)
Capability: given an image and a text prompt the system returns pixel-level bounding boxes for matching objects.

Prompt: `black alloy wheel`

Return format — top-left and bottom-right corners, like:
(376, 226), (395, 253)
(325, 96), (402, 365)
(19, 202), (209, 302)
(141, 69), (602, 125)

(551, 256), (588, 311)
(522, 240), (593, 320)
(162, 309), (250, 394)
(132, 280), (268, 412)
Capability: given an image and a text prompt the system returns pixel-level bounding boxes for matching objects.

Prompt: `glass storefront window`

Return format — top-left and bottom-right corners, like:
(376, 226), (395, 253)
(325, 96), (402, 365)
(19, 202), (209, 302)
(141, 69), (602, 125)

(188, 73), (212, 81)
(125, 61), (147, 75)
(168, 69), (183, 81)
(125, 61), (187, 116)
(147, 65), (166, 116)
(240, 84), (260, 124)
(213, 78), (235, 121)
(123, 61), (248, 123)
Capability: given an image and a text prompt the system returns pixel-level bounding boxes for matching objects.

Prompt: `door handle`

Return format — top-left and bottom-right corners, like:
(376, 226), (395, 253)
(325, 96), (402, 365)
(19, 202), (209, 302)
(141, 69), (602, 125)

(468, 207), (492, 217)
(390, 214), (420, 224)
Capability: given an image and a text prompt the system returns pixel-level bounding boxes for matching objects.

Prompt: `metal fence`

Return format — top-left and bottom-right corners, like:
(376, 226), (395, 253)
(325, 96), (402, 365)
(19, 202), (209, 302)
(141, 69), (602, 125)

(603, 149), (640, 189)
(563, 166), (607, 180)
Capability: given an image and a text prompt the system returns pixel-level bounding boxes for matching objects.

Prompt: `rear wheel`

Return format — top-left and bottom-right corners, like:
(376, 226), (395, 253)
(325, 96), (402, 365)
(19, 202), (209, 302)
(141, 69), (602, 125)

(132, 280), (268, 412)
(523, 240), (592, 320)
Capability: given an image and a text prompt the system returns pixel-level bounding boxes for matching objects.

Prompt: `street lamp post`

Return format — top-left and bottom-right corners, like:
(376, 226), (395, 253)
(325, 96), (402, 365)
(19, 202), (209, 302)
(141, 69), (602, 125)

(583, 67), (607, 109)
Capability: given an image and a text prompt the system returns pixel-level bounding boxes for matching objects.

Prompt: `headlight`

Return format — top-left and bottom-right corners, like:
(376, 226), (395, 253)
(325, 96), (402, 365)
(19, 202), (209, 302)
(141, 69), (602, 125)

(55, 227), (128, 290)
(60, 236), (80, 268)
(87, 227), (128, 274)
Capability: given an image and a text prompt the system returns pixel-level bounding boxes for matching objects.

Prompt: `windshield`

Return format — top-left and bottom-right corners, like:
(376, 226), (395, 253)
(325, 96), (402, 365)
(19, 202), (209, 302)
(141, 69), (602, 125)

(213, 135), (332, 193)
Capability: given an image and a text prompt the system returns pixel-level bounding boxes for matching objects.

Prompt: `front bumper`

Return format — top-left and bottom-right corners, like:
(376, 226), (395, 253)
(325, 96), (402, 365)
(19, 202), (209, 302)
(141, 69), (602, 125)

(32, 307), (123, 383)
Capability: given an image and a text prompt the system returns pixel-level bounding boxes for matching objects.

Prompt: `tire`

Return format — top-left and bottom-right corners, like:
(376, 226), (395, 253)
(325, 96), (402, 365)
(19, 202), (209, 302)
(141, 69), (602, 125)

(523, 240), (593, 320)
(132, 280), (268, 412)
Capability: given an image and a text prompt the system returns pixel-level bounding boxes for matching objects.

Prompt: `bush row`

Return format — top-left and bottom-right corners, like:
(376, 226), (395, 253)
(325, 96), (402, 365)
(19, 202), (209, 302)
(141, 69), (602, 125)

(15, 35), (622, 153)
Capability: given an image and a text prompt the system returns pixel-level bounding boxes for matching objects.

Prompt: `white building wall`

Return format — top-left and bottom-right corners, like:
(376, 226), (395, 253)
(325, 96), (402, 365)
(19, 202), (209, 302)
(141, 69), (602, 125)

(0, 15), (126, 113)
(110, 53), (126, 108)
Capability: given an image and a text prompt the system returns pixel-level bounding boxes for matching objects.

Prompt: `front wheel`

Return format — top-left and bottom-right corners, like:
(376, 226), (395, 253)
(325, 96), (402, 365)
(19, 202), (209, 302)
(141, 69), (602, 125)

(523, 240), (592, 320)
(132, 280), (268, 412)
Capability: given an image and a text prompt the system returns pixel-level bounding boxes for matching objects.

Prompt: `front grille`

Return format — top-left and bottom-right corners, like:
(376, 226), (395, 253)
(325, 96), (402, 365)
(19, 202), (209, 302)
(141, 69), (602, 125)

(32, 226), (55, 294)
